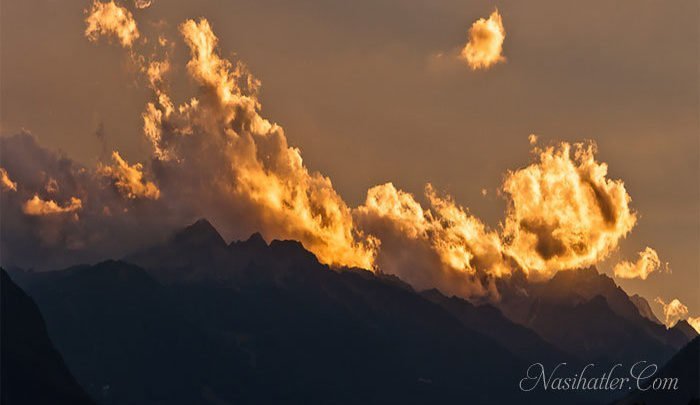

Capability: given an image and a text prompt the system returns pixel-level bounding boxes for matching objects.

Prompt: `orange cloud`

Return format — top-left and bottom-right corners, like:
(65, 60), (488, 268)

(134, 0), (152, 9)
(356, 183), (507, 299)
(98, 151), (160, 200)
(137, 19), (378, 269)
(22, 195), (83, 216)
(85, 15), (644, 298)
(655, 297), (699, 332)
(613, 247), (665, 280)
(688, 317), (700, 334)
(460, 9), (506, 70)
(502, 142), (637, 279)
(85, 1), (140, 47)
(1, 167), (17, 191)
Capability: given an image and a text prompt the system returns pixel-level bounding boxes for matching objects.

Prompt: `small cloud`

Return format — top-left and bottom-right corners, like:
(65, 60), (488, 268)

(460, 9), (506, 70)
(23, 195), (83, 216)
(135, 0), (152, 9)
(98, 151), (160, 200)
(655, 297), (699, 332)
(528, 134), (538, 145)
(0, 167), (17, 191)
(613, 247), (666, 280)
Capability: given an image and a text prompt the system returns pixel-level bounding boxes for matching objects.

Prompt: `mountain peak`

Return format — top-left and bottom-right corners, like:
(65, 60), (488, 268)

(172, 218), (226, 248)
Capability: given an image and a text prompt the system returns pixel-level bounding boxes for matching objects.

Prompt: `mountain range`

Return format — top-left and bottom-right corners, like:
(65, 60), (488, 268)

(3, 219), (698, 404)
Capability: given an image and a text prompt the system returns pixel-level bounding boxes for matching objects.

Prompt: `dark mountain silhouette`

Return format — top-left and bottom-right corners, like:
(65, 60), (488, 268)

(496, 267), (696, 365)
(9, 219), (691, 404)
(1, 269), (95, 405)
(421, 288), (573, 364)
(13, 220), (587, 404)
(615, 337), (699, 405)
(671, 320), (700, 342)
(630, 294), (662, 325)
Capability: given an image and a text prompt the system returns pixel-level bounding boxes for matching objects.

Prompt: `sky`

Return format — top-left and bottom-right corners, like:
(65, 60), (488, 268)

(1, 0), (698, 320)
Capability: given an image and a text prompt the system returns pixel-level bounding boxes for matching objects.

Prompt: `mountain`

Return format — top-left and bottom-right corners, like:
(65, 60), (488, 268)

(14, 221), (588, 404)
(11, 219), (691, 404)
(630, 294), (662, 325)
(421, 288), (573, 365)
(615, 337), (699, 405)
(496, 267), (695, 365)
(1, 269), (95, 405)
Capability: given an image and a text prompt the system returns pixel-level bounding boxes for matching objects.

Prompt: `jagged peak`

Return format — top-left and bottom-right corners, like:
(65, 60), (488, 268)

(172, 218), (226, 247)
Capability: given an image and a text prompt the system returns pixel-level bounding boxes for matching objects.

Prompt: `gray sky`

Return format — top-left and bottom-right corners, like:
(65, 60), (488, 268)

(1, 0), (698, 317)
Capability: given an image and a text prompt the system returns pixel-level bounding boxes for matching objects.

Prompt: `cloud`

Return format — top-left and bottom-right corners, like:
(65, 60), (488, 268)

(140, 18), (377, 269)
(0, 167), (17, 191)
(613, 247), (665, 280)
(501, 142), (637, 279)
(85, 1), (140, 48)
(1, 13), (653, 304)
(22, 195), (83, 216)
(655, 297), (699, 332)
(98, 151), (160, 200)
(688, 317), (700, 334)
(134, 0), (152, 9)
(460, 9), (506, 70)
(356, 183), (507, 299)
(0, 132), (173, 270)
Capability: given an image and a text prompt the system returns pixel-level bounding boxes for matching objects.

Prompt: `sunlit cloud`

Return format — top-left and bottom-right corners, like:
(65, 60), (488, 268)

(23, 195), (83, 216)
(689, 317), (700, 334)
(613, 247), (665, 280)
(460, 9), (506, 70)
(98, 151), (160, 200)
(356, 183), (507, 299)
(135, 0), (152, 9)
(85, 1), (140, 48)
(1, 11), (653, 302)
(141, 18), (377, 269)
(655, 297), (699, 332)
(502, 142), (637, 279)
(0, 167), (17, 191)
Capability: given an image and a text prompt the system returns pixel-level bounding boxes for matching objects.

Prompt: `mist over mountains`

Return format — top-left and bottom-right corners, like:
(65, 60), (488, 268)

(3, 219), (698, 404)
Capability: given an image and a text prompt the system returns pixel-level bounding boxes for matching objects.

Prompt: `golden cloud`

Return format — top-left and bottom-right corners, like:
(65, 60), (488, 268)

(1, 167), (17, 191)
(460, 9), (506, 70)
(502, 142), (637, 278)
(138, 19), (377, 269)
(613, 247), (664, 280)
(134, 0), (152, 9)
(689, 317), (700, 334)
(98, 151), (160, 200)
(655, 297), (699, 332)
(85, 1), (140, 47)
(23, 195), (83, 216)
(68, 12), (657, 301)
(356, 183), (507, 298)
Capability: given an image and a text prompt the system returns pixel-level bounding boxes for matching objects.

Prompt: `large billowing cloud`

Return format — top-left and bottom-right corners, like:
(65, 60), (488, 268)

(142, 18), (377, 269)
(501, 142), (637, 279)
(356, 183), (508, 299)
(613, 247), (664, 280)
(460, 9), (506, 70)
(0, 4), (652, 301)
